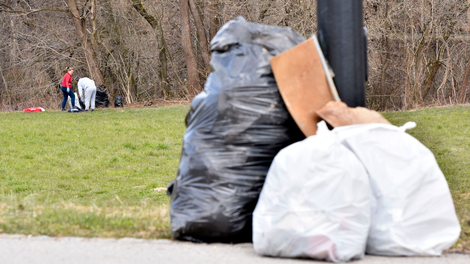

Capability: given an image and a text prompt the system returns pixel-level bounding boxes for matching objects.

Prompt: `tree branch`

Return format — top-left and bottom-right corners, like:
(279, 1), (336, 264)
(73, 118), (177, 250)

(128, 0), (158, 29)
(0, 7), (70, 15)
(0, 1), (10, 9)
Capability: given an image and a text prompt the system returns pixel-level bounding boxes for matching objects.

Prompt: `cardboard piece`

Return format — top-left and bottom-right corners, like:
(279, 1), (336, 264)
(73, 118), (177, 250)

(316, 100), (391, 127)
(270, 38), (335, 137)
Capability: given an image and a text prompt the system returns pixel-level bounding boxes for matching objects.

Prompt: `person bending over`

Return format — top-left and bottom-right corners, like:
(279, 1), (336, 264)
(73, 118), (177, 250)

(76, 76), (97, 112)
(61, 67), (75, 111)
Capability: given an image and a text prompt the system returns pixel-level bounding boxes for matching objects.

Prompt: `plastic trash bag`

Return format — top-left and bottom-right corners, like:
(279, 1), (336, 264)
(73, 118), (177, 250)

(333, 122), (461, 256)
(79, 97), (86, 109)
(68, 92), (82, 110)
(67, 108), (84, 113)
(253, 121), (371, 262)
(95, 84), (109, 108)
(170, 17), (305, 243)
(115, 95), (123, 107)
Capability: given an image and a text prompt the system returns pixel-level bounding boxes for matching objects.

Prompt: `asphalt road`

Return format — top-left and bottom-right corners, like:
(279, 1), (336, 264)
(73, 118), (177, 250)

(0, 234), (468, 264)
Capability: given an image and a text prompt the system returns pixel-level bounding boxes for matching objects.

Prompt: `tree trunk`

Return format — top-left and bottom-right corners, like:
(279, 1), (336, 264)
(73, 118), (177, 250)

(421, 60), (441, 102)
(208, 0), (218, 40)
(157, 24), (171, 98)
(0, 64), (12, 109)
(10, 19), (18, 62)
(460, 60), (470, 103)
(379, 1), (390, 110)
(180, 0), (200, 94)
(379, 37), (390, 110)
(99, 0), (140, 103)
(91, 0), (97, 47)
(462, 0), (470, 103)
(188, 0), (210, 72)
(65, 0), (104, 85)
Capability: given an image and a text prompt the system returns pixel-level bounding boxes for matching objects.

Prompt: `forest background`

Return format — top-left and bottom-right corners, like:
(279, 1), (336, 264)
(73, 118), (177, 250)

(1, 0), (470, 112)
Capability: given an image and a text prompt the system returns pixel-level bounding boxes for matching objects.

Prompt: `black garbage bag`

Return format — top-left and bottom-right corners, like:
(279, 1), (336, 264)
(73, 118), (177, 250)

(115, 95), (123, 107)
(95, 84), (109, 108)
(170, 17), (306, 243)
(79, 98), (86, 109)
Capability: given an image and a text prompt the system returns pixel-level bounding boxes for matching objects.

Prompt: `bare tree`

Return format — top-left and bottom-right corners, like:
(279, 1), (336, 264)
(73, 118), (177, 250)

(0, 64), (11, 108)
(2, 0), (470, 111)
(129, 0), (171, 98)
(208, 0), (219, 39)
(189, 0), (211, 72)
(65, 0), (104, 85)
(180, 0), (200, 94)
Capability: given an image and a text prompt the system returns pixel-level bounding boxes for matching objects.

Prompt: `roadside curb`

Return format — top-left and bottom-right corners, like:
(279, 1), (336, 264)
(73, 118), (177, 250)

(0, 234), (468, 264)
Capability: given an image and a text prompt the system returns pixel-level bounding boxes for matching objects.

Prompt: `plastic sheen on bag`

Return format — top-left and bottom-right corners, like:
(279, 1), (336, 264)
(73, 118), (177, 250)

(68, 92), (82, 110)
(95, 84), (109, 108)
(79, 98), (86, 109)
(332, 122), (461, 256)
(170, 17), (305, 243)
(253, 121), (371, 262)
(115, 95), (123, 107)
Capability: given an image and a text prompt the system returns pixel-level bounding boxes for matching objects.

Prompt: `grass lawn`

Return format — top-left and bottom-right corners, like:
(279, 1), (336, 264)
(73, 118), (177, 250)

(0, 104), (469, 250)
(0, 106), (189, 238)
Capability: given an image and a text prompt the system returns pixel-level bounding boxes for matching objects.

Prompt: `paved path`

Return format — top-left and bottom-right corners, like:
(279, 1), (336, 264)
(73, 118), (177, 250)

(0, 234), (468, 264)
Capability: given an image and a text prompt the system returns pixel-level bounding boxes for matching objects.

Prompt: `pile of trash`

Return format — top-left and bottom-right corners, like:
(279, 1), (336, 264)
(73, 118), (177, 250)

(169, 17), (305, 243)
(66, 86), (109, 111)
(95, 85), (110, 108)
(168, 17), (461, 262)
(253, 116), (460, 261)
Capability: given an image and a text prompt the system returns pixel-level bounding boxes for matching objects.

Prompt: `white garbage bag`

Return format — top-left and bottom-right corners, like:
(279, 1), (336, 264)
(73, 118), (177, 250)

(333, 122), (461, 256)
(253, 121), (371, 262)
(68, 92), (81, 109)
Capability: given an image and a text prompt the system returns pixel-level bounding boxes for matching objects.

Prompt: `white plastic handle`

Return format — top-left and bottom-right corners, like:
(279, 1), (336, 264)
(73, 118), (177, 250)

(399, 122), (416, 132)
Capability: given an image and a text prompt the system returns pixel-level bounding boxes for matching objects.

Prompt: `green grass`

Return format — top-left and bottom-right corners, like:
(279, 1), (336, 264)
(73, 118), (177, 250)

(0, 106), (189, 238)
(0, 104), (469, 250)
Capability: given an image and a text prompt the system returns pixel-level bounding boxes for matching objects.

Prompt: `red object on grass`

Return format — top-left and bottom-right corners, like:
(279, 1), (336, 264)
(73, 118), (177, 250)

(24, 107), (45, 113)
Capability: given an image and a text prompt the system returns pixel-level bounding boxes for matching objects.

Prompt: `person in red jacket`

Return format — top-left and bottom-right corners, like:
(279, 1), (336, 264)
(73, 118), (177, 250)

(61, 67), (76, 111)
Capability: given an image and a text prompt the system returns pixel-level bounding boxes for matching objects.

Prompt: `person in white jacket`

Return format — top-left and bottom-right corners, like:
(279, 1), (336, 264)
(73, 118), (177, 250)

(75, 76), (97, 112)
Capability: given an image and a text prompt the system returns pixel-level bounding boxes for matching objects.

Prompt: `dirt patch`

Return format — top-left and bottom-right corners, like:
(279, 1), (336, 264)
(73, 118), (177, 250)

(151, 187), (167, 192)
(460, 193), (470, 199)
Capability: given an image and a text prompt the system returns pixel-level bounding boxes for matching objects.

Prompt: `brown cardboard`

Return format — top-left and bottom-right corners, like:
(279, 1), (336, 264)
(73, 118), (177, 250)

(270, 38), (334, 137)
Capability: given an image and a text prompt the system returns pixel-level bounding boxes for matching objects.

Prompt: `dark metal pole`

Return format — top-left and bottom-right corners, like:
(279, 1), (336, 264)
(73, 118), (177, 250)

(317, 0), (366, 107)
